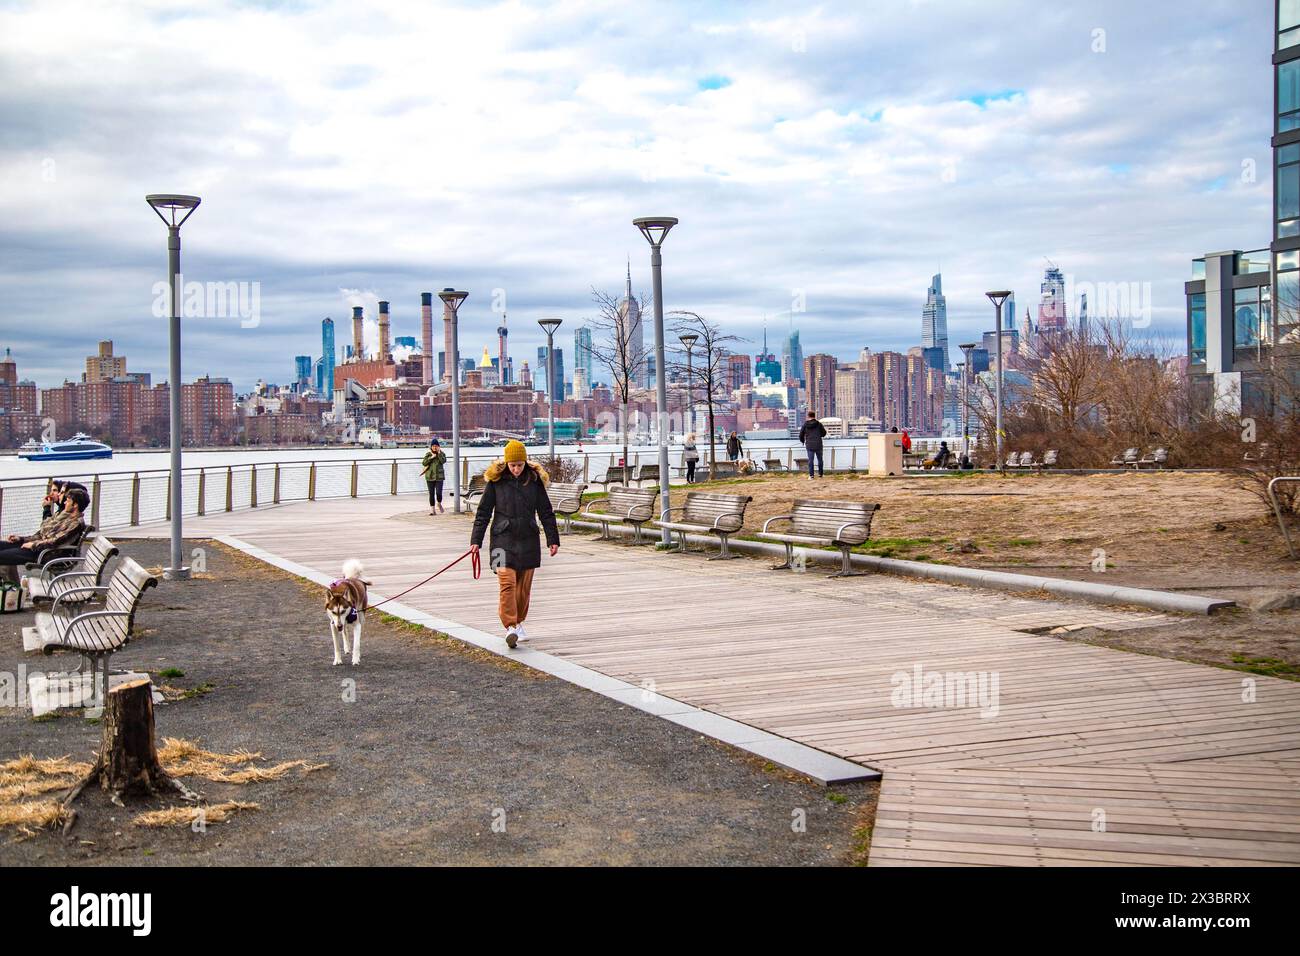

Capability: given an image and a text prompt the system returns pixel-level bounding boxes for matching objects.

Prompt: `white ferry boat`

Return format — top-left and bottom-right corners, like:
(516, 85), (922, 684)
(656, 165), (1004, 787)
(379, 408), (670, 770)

(17, 433), (114, 461)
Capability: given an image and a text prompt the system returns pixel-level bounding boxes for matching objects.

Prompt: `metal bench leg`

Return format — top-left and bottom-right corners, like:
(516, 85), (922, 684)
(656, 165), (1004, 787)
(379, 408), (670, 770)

(562, 513), (572, 534)
(771, 542), (794, 571)
(828, 545), (865, 578)
(674, 530), (690, 553)
(708, 533), (741, 560)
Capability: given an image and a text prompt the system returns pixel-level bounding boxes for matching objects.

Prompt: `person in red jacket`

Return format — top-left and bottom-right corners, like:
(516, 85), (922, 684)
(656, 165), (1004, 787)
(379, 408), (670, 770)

(900, 429), (912, 453)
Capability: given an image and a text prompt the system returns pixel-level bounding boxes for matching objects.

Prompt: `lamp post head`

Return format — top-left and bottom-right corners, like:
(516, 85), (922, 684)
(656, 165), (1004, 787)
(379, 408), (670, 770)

(537, 317), (562, 337)
(959, 342), (978, 352)
(985, 290), (1012, 309)
(679, 333), (698, 350)
(146, 194), (201, 229)
(633, 216), (679, 247)
(438, 288), (468, 313)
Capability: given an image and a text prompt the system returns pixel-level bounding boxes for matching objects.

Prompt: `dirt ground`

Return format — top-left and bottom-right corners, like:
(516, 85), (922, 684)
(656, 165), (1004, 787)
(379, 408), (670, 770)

(670, 469), (1300, 677)
(0, 539), (876, 866)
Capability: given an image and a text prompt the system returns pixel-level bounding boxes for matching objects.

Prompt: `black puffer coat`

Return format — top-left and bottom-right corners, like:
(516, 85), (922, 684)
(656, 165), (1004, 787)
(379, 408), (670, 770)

(470, 460), (561, 571)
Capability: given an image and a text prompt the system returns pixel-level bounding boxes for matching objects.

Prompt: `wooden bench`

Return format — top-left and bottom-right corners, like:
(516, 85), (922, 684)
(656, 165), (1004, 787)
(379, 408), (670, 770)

(459, 474), (488, 508)
(22, 556), (158, 709)
(547, 481), (588, 533)
(706, 460), (738, 480)
(1110, 447), (1139, 467)
(26, 534), (119, 604)
(758, 499), (880, 577)
(591, 465), (633, 491)
(658, 491), (753, 559)
(634, 464), (660, 488)
(1135, 447), (1168, 469)
(582, 487), (659, 545)
(763, 458), (785, 473)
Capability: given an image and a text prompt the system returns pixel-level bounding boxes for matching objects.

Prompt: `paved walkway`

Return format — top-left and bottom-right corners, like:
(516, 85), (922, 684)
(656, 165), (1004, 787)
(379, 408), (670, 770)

(125, 495), (1300, 866)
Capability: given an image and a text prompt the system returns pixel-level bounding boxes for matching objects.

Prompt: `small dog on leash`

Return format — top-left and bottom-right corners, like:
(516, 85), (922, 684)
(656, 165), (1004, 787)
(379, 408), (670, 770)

(325, 559), (369, 666)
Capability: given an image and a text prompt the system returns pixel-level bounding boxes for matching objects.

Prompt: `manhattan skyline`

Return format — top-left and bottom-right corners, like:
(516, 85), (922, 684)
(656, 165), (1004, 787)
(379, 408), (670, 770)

(0, 0), (1271, 392)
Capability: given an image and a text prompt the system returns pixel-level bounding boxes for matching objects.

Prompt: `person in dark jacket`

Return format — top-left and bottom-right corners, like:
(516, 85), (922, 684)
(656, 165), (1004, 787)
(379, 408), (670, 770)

(726, 431), (743, 461)
(798, 411), (827, 478)
(470, 440), (560, 648)
(1, 487), (87, 584)
(421, 438), (447, 515)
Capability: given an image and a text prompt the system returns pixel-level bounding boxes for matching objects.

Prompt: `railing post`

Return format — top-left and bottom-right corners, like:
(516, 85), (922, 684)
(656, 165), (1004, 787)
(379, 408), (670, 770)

(831, 446), (837, 471)
(91, 476), (101, 529)
(391, 460), (398, 496)
(583, 454), (589, 483)
(130, 473), (140, 526)
(462, 456), (468, 486)
(0, 486), (4, 539)
(350, 461), (358, 498)
(308, 462), (317, 501)
(788, 448), (793, 469)
(273, 463), (281, 504)
(225, 466), (233, 512)
(852, 447), (857, 471)
(198, 469), (206, 516)
(250, 465), (258, 508)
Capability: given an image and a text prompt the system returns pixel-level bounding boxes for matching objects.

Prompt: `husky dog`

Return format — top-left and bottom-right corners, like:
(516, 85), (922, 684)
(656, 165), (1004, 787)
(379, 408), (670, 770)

(325, 559), (369, 666)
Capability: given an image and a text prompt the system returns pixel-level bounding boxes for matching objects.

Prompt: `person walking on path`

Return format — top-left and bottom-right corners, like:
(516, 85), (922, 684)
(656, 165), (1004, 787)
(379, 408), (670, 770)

(726, 430), (743, 462)
(683, 432), (700, 483)
(421, 438), (447, 515)
(799, 410), (827, 479)
(470, 440), (560, 648)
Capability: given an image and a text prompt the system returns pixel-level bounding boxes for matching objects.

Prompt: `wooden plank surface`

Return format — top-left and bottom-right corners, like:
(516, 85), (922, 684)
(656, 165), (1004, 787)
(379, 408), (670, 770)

(124, 496), (1300, 866)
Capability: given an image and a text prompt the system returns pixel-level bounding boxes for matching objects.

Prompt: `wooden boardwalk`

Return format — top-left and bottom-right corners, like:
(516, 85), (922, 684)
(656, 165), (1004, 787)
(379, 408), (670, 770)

(126, 495), (1300, 866)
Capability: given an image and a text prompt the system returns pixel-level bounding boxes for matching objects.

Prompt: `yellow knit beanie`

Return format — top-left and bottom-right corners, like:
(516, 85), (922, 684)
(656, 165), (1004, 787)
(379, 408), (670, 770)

(503, 440), (527, 463)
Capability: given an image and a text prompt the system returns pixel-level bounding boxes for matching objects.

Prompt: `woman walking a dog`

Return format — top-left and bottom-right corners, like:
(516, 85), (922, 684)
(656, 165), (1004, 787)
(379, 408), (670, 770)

(469, 440), (560, 648)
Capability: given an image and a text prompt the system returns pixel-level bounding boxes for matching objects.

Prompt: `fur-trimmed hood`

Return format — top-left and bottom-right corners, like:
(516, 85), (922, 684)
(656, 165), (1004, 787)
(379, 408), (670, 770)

(483, 458), (550, 485)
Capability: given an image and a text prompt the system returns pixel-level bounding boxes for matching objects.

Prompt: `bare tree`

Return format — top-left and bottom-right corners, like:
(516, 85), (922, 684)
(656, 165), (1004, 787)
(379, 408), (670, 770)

(669, 311), (742, 479)
(588, 287), (650, 469)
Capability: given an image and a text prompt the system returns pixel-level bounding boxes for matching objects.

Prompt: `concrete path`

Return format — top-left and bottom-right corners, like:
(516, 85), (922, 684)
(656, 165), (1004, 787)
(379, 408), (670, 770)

(125, 495), (1300, 865)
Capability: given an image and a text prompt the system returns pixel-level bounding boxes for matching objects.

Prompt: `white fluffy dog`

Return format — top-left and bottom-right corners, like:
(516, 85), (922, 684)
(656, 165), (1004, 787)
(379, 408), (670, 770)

(325, 559), (369, 666)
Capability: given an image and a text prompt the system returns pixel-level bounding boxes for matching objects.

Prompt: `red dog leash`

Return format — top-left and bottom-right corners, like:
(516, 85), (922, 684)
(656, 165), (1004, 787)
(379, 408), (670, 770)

(364, 548), (481, 612)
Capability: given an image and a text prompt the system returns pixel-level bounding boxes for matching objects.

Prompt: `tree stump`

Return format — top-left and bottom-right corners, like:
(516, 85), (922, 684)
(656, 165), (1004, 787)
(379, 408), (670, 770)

(65, 678), (198, 808)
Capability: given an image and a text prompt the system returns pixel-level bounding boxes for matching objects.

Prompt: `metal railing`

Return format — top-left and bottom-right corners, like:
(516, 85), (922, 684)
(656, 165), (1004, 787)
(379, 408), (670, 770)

(0, 443), (886, 537)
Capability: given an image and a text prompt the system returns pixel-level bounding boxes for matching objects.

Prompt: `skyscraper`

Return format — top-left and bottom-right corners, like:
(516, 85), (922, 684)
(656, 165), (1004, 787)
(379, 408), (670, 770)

(537, 345), (565, 403)
(294, 355), (312, 387)
(781, 329), (803, 385)
(616, 262), (646, 388)
(755, 322), (781, 383)
(921, 273), (950, 372)
(574, 325), (594, 390)
(319, 317), (335, 393)
(497, 313), (510, 385)
(1039, 264), (1068, 332)
(804, 354), (837, 418)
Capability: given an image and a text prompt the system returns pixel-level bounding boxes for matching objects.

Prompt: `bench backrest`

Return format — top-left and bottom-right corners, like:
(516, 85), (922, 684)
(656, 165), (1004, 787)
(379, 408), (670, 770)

(681, 492), (752, 531)
(1150, 447), (1168, 461)
(465, 474), (486, 493)
(76, 557), (158, 652)
(636, 464), (659, 479)
(763, 458), (783, 469)
(1120, 447), (1138, 461)
(1018, 451), (1034, 466)
(1042, 449), (1058, 466)
(602, 487), (658, 521)
(790, 499), (879, 544)
(548, 481), (587, 513)
(84, 536), (119, 580)
(600, 466), (632, 483)
(710, 461), (738, 477)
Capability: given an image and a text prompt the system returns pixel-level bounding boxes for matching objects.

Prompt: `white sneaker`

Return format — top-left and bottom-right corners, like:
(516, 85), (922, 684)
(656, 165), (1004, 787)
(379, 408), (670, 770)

(516, 624), (529, 643)
(505, 626), (518, 649)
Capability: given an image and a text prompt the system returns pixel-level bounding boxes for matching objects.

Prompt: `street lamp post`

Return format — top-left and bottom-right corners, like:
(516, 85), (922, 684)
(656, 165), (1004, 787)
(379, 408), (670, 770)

(146, 194), (201, 581)
(985, 291), (1012, 473)
(439, 289), (468, 512)
(958, 342), (978, 459)
(538, 317), (563, 460)
(679, 333), (698, 483)
(633, 217), (678, 545)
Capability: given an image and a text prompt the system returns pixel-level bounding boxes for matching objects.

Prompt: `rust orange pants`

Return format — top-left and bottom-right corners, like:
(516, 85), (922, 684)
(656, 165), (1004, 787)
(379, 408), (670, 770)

(496, 567), (535, 627)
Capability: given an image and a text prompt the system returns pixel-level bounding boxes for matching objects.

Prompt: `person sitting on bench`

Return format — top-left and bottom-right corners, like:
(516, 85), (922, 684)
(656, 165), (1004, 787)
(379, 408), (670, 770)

(0, 486), (88, 584)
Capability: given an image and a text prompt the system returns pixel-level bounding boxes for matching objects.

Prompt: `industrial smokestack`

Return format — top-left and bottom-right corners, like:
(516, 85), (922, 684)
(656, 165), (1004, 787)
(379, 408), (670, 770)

(497, 312), (509, 385)
(378, 300), (391, 362)
(420, 292), (433, 385)
(351, 306), (365, 362)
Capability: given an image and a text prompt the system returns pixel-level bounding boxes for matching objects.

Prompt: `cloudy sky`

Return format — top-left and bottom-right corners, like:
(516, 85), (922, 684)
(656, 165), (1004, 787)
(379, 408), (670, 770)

(0, 0), (1273, 392)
